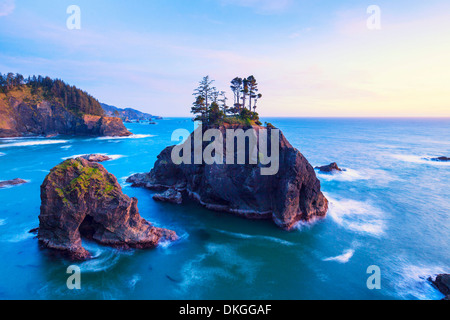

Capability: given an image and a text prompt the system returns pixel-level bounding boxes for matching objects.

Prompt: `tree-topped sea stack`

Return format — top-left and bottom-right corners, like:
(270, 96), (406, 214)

(38, 158), (177, 260)
(127, 75), (328, 230)
(127, 124), (328, 230)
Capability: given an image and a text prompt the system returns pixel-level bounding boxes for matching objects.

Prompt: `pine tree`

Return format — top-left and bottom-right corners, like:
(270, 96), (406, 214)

(247, 75), (259, 110)
(193, 76), (216, 113)
(230, 77), (243, 109)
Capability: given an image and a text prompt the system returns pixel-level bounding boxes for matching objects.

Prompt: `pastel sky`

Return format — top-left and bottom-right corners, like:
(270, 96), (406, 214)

(0, 0), (449, 117)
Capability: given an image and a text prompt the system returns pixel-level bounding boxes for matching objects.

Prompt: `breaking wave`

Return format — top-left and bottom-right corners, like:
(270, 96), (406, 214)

(326, 194), (385, 236)
(0, 140), (68, 148)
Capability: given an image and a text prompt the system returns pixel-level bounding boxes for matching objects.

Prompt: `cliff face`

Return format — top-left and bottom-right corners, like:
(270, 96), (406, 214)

(0, 94), (132, 138)
(127, 124), (328, 230)
(38, 158), (177, 260)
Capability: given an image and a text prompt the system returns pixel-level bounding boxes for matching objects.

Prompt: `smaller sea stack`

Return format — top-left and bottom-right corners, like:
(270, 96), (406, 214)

(37, 158), (177, 260)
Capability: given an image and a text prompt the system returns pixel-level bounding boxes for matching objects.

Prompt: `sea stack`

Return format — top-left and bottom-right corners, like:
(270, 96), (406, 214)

(37, 158), (177, 260)
(127, 124), (328, 230)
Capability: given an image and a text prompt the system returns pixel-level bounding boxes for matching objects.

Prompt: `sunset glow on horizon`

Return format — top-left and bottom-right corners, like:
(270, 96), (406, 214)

(0, 0), (449, 117)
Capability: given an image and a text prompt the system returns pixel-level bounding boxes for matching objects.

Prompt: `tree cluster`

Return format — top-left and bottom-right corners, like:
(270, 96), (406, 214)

(0, 72), (104, 116)
(191, 76), (262, 127)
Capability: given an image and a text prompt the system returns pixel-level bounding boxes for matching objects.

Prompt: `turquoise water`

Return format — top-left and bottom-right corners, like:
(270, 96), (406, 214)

(0, 118), (448, 300)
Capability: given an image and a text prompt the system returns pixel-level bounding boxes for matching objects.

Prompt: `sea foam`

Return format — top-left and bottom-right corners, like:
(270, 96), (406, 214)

(0, 140), (68, 148)
(390, 154), (450, 166)
(214, 229), (295, 246)
(95, 134), (155, 140)
(323, 249), (355, 263)
(326, 194), (385, 236)
(393, 264), (447, 300)
(79, 246), (121, 273)
(316, 167), (397, 185)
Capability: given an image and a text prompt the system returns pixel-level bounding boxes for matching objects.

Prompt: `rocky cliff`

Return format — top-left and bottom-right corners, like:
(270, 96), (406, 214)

(0, 88), (131, 138)
(127, 124), (328, 230)
(37, 158), (177, 260)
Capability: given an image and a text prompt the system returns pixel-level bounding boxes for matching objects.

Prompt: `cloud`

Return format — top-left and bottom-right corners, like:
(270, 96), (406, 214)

(220, 0), (293, 13)
(288, 27), (312, 39)
(0, 0), (15, 17)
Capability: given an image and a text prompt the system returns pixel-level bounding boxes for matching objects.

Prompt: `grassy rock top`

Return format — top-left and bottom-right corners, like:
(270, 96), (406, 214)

(47, 158), (118, 204)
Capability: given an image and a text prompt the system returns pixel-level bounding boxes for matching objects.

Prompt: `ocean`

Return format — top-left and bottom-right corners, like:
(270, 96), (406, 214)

(0, 117), (448, 300)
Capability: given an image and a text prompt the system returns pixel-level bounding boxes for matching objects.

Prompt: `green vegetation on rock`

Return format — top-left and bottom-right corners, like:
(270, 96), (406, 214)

(191, 75), (263, 127)
(0, 72), (104, 116)
(49, 159), (117, 205)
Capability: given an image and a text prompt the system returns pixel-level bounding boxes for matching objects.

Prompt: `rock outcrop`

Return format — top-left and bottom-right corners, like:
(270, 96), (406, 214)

(315, 162), (343, 173)
(79, 154), (112, 163)
(0, 97), (132, 138)
(37, 158), (177, 260)
(429, 274), (450, 300)
(153, 188), (183, 204)
(0, 178), (27, 188)
(127, 124), (328, 230)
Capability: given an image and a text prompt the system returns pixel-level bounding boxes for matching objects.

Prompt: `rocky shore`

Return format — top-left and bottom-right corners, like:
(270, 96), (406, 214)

(127, 124), (328, 230)
(429, 274), (450, 300)
(0, 99), (131, 138)
(36, 158), (177, 260)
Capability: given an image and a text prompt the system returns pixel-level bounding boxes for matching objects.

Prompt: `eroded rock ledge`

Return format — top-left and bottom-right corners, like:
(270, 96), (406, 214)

(37, 158), (177, 260)
(127, 124), (328, 230)
(0, 98), (132, 138)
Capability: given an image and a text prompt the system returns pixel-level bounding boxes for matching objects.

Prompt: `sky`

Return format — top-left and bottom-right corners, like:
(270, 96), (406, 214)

(0, 0), (449, 117)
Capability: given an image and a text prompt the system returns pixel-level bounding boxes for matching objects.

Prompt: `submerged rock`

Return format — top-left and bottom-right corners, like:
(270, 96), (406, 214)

(153, 188), (183, 204)
(79, 154), (112, 162)
(127, 124), (328, 230)
(37, 158), (177, 260)
(315, 162), (343, 173)
(0, 178), (28, 188)
(430, 156), (450, 162)
(429, 274), (450, 300)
